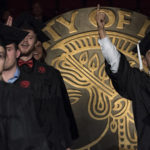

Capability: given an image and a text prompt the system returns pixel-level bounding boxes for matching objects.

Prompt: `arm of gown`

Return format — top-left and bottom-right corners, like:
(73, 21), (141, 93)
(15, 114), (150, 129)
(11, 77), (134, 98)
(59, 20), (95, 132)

(39, 66), (75, 149)
(105, 53), (142, 101)
(55, 70), (79, 148)
(57, 70), (79, 140)
(98, 37), (142, 101)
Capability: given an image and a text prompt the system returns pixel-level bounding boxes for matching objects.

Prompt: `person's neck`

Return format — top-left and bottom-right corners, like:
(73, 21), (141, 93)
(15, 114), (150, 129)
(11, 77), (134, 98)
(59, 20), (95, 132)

(20, 54), (33, 61)
(2, 65), (17, 82)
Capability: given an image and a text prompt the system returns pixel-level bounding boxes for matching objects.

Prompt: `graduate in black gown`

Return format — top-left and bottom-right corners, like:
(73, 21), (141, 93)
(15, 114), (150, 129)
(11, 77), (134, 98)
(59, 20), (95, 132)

(96, 5), (150, 150)
(0, 23), (50, 150)
(12, 12), (78, 150)
(96, 4), (150, 150)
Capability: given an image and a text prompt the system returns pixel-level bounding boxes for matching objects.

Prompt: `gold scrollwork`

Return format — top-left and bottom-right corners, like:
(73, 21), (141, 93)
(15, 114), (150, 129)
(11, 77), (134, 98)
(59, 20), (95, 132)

(48, 30), (139, 149)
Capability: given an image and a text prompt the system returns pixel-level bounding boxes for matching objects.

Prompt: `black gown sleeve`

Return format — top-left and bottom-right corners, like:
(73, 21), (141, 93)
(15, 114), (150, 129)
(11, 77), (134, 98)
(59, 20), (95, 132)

(41, 67), (74, 149)
(56, 70), (79, 140)
(105, 53), (143, 101)
(105, 53), (150, 150)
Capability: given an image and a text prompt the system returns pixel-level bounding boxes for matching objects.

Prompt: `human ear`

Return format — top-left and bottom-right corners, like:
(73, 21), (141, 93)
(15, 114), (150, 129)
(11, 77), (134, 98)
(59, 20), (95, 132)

(143, 57), (148, 67)
(16, 49), (21, 58)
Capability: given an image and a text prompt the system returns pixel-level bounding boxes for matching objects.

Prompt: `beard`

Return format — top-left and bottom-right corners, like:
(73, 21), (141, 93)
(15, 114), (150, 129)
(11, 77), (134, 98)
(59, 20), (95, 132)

(19, 47), (34, 57)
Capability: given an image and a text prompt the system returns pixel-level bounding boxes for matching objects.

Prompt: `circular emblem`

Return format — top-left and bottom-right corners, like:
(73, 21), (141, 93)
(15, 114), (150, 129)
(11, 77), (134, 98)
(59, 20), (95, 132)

(43, 7), (150, 150)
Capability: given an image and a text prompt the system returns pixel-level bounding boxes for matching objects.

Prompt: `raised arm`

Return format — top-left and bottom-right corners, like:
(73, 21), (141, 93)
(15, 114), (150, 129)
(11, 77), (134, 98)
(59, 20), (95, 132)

(96, 4), (120, 73)
(96, 4), (106, 39)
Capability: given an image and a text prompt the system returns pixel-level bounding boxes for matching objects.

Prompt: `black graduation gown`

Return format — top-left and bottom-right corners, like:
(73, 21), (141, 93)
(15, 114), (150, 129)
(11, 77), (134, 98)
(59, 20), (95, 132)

(17, 59), (78, 149)
(105, 54), (150, 150)
(0, 81), (50, 150)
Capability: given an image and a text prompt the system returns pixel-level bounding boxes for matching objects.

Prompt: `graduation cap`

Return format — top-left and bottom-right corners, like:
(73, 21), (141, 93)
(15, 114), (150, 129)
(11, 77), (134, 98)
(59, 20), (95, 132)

(133, 32), (150, 70)
(133, 32), (150, 56)
(13, 12), (49, 42)
(0, 23), (29, 47)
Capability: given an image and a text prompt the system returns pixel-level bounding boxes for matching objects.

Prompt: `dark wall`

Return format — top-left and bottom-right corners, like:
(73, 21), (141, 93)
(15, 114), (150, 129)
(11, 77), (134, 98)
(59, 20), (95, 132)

(1, 0), (150, 20)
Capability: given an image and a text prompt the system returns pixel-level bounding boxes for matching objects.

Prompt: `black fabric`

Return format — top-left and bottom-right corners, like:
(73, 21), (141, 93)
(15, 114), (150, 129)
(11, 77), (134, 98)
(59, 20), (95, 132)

(56, 70), (79, 140)
(0, 81), (50, 150)
(16, 59), (78, 149)
(105, 53), (150, 150)
(13, 12), (49, 42)
(0, 23), (28, 46)
(133, 32), (150, 56)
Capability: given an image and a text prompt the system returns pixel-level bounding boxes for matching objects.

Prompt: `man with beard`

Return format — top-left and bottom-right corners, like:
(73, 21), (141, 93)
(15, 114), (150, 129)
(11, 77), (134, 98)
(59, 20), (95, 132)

(13, 12), (78, 150)
(96, 4), (150, 150)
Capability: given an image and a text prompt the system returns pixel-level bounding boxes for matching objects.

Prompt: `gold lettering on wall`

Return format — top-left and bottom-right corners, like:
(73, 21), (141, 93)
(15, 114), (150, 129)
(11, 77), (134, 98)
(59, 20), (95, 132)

(56, 11), (78, 33)
(43, 20), (61, 41)
(89, 9), (115, 28)
(102, 9), (116, 28)
(117, 10), (131, 29)
(137, 19), (150, 37)
(42, 42), (50, 50)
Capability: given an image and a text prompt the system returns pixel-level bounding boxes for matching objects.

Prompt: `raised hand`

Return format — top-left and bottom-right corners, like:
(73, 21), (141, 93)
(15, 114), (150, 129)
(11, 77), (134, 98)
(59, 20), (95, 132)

(96, 4), (106, 30)
(5, 16), (13, 26)
(96, 4), (106, 39)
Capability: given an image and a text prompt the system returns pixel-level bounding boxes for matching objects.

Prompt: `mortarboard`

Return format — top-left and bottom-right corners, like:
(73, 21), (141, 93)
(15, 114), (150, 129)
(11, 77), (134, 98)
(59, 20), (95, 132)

(13, 12), (49, 42)
(133, 32), (150, 70)
(133, 32), (150, 56)
(0, 23), (29, 46)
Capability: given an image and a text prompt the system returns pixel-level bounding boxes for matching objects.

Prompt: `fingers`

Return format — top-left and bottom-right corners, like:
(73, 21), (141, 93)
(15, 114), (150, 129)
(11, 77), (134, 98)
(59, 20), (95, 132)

(9, 16), (13, 26)
(6, 16), (10, 26)
(97, 4), (100, 11)
(6, 16), (13, 26)
(101, 13), (105, 19)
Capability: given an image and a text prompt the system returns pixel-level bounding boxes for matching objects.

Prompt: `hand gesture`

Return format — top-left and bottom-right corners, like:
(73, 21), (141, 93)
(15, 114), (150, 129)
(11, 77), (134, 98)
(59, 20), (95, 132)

(5, 16), (13, 26)
(96, 4), (105, 30)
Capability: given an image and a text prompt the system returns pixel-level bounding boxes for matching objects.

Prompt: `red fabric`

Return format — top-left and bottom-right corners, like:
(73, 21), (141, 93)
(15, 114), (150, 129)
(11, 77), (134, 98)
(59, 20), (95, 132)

(18, 59), (33, 68)
(38, 66), (46, 73)
(20, 80), (30, 88)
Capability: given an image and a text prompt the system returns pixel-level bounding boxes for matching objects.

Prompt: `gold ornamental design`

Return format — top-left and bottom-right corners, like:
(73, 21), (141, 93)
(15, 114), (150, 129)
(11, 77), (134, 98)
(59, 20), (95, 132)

(43, 7), (150, 150)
